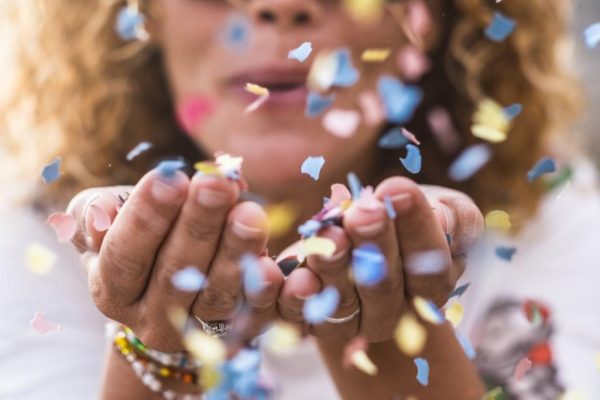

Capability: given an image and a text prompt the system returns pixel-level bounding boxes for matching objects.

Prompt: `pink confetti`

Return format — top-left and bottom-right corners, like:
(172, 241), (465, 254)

(427, 107), (461, 153)
(46, 212), (77, 243)
(401, 127), (421, 146)
(396, 45), (430, 82)
(30, 312), (61, 334)
(326, 183), (352, 208)
(514, 357), (532, 381)
(358, 91), (385, 126)
(406, 0), (432, 38)
(322, 109), (361, 138)
(89, 204), (112, 232)
(176, 96), (215, 134)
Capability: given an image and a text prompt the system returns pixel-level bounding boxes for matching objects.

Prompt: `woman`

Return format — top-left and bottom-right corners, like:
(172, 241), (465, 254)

(1, 0), (598, 399)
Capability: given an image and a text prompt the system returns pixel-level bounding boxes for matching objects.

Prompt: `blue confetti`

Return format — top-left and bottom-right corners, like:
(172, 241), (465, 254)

(222, 14), (251, 50)
(298, 219), (322, 237)
(384, 196), (397, 219)
(41, 158), (62, 183)
(352, 244), (386, 286)
(347, 172), (363, 200)
(527, 157), (556, 182)
(241, 254), (264, 295)
(455, 331), (476, 359)
(584, 23), (600, 49)
(305, 91), (335, 118)
(126, 141), (153, 161)
(378, 127), (410, 149)
(449, 283), (470, 299)
(115, 6), (145, 41)
(301, 156), (326, 181)
(303, 286), (340, 324)
(332, 48), (360, 88)
(171, 266), (206, 292)
(448, 144), (492, 182)
(504, 103), (523, 120)
(230, 348), (261, 373)
(400, 144), (422, 174)
(495, 246), (517, 261)
(288, 42), (313, 62)
(377, 75), (423, 124)
(156, 159), (186, 178)
(485, 12), (516, 42)
(414, 357), (430, 386)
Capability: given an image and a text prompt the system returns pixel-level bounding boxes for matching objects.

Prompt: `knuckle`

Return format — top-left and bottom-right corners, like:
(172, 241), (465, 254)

(89, 276), (122, 320)
(197, 285), (238, 316)
(183, 217), (222, 243)
(101, 238), (147, 283)
(128, 200), (172, 234)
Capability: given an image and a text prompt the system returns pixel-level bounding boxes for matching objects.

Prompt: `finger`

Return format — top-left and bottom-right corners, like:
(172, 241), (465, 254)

(143, 174), (239, 310)
(193, 201), (269, 322)
(67, 186), (132, 253)
(343, 192), (404, 341)
(277, 267), (322, 324)
(375, 177), (453, 307)
(306, 226), (360, 338)
(91, 169), (188, 308)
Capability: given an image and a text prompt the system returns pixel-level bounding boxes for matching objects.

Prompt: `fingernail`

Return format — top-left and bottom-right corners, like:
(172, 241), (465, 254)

(391, 193), (413, 213)
(197, 187), (230, 208)
(437, 203), (455, 234)
(151, 177), (181, 204)
(232, 221), (263, 240)
(355, 195), (384, 213)
(82, 193), (102, 245)
(294, 294), (310, 301)
(319, 248), (349, 262)
(354, 220), (386, 236)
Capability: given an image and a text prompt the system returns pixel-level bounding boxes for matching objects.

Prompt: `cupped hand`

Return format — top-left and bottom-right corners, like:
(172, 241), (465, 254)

(276, 177), (483, 343)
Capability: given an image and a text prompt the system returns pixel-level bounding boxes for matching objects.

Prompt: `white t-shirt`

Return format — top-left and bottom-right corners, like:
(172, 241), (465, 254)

(1, 161), (599, 399)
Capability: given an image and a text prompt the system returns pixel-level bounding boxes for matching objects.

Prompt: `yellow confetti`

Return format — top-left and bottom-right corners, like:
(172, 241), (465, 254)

(25, 242), (57, 275)
(394, 314), (427, 356)
(343, 0), (384, 24)
(471, 99), (510, 143)
(351, 350), (378, 375)
(266, 202), (299, 238)
(559, 390), (585, 400)
(413, 296), (444, 325)
(245, 83), (269, 97)
(184, 330), (226, 365)
(361, 48), (391, 62)
(307, 50), (338, 91)
(193, 162), (221, 176)
(200, 365), (222, 391)
(485, 210), (512, 230)
(167, 306), (188, 332)
(263, 322), (301, 355)
(596, 352), (600, 372)
(445, 301), (464, 327)
(302, 236), (337, 258)
(482, 387), (503, 400)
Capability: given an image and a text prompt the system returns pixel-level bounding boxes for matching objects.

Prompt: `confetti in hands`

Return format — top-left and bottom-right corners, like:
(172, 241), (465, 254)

(46, 212), (77, 243)
(303, 286), (340, 324)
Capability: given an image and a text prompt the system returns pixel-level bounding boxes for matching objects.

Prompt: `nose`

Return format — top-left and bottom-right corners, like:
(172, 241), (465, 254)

(247, 0), (323, 29)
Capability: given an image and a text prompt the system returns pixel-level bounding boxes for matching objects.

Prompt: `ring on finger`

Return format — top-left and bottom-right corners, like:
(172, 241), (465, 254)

(324, 306), (361, 324)
(194, 316), (233, 338)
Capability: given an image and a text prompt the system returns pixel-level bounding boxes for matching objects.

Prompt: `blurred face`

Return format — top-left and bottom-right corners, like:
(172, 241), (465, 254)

(154, 0), (413, 200)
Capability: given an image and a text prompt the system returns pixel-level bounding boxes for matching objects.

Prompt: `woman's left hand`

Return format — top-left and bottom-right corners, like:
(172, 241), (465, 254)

(276, 177), (484, 342)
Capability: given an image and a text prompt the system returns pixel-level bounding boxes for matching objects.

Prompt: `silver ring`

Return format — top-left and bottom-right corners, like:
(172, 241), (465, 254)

(194, 316), (232, 338)
(324, 306), (361, 324)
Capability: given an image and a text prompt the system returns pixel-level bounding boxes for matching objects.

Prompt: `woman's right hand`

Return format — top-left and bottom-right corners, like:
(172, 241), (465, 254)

(67, 168), (284, 351)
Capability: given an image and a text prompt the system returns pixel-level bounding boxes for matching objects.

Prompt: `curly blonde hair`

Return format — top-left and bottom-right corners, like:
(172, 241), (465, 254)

(0, 0), (583, 224)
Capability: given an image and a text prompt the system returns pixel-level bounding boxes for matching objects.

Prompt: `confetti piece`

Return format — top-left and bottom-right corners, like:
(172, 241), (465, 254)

(301, 156), (326, 181)
(495, 246), (517, 261)
(449, 283), (470, 299)
(400, 144), (422, 174)
(347, 172), (363, 199)
(485, 210), (512, 230)
(30, 312), (61, 334)
(522, 299), (550, 326)
(244, 94), (269, 113)
(171, 266), (206, 292)
(46, 213), (77, 243)
(413, 297), (444, 325)
(298, 219), (322, 237)
(302, 236), (337, 258)
(427, 107), (460, 153)
(115, 5), (147, 41)
(514, 357), (532, 381)
(361, 48), (390, 62)
(222, 14), (251, 50)
(596, 352), (600, 372)
(288, 42), (313, 62)
(396, 45), (430, 82)
(584, 23), (600, 48)
(383, 196), (397, 219)
(322, 109), (361, 138)
(471, 99), (510, 143)
(395, 314), (427, 356)
(504, 103), (523, 119)
(527, 157), (557, 182)
(215, 153), (244, 180)
(352, 243), (386, 287)
(332, 48), (360, 88)
(377, 75), (423, 124)
(358, 91), (385, 126)
(263, 322), (301, 355)
(266, 203), (298, 238)
(245, 83), (269, 97)
(126, 141), (153, 161)
(307, 51), (338, 91)
(485, 12), (516, 42)
(41, 158), (62, 183)
(560, 391), (586, 400)
(185, 330), (226, 365)
(400, 127), (421, 145)
(241, 254), (264, 295)
(406, 250), (447, 275)
(378, 127), (410, 149)
(455, 331), (476, 359)
(351, 350), (378, 375)
(89, 205), (112, 232)
(156, 159), (186, 178)
(342, 0), (383, 23)
(414, 357), (429, 386)
(305, 92), (335, 118)
(303, 286), (340, 324)
(482, 387), (503, 400)
(445, 301), (464, 327)
(448, 144), (492, 182)
(177, 96), (215, 134)
(25, 243), (57, 275)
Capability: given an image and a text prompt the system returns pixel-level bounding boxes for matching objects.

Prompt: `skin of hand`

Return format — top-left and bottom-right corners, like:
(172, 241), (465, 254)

(67, 167), (284, 351)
